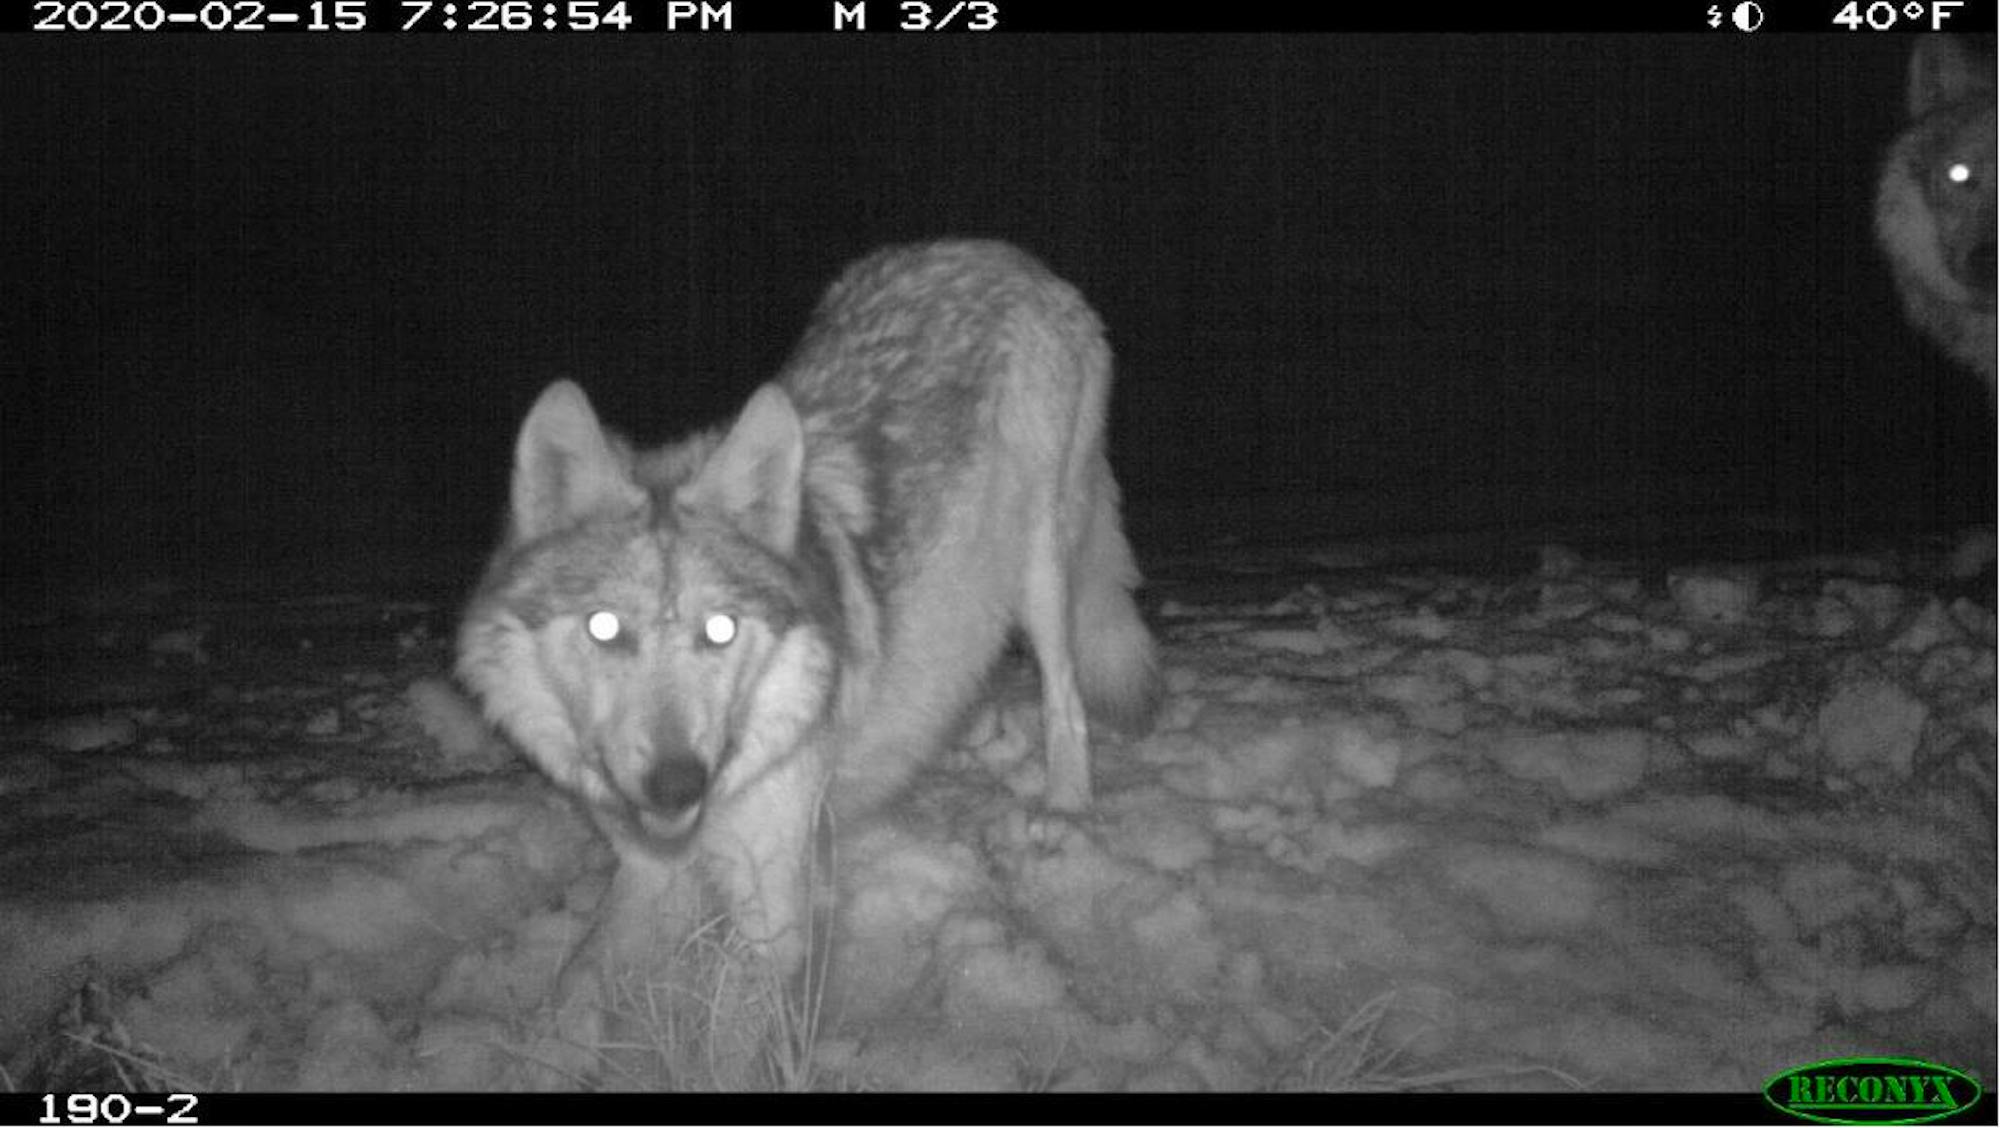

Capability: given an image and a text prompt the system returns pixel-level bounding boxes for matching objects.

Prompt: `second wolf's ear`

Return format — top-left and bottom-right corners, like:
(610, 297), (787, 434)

(509, 380), (644, 542)
(680, 383), (805, 557)
(1908, 36), (1985, 119)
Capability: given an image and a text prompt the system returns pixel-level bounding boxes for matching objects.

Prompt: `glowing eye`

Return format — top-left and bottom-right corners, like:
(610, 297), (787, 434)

(586, 610), (623, 644)
(1948, 162), (1973, 185)
(702, 613), (737, 648)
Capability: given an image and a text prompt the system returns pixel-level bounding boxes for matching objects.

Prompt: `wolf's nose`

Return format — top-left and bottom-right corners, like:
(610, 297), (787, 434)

(643, 755), (709, 813)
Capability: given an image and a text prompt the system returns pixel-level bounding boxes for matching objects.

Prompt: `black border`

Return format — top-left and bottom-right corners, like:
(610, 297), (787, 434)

(7, 0), (1997, 34)
(9, 1090), (1956, 1126)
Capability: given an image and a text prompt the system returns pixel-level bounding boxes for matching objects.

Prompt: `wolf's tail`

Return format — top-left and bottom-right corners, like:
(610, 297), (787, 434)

(1071, 455), (1162, 735)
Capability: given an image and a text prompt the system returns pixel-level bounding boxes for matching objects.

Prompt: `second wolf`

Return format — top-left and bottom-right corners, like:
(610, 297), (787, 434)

(1876, 34), (1996, 394)
(457, 240), (1160, 1076)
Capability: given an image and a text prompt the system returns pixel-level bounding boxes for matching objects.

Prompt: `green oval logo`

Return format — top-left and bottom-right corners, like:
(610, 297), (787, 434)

(1763, 1056), (1985, 1125)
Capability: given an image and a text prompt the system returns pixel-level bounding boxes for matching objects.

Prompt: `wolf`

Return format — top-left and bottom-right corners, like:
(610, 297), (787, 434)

(456, 239), (1160, 1083)
(1876, 34), (1997, 394)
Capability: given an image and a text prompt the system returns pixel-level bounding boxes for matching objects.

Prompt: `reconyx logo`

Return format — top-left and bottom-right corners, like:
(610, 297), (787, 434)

(1764, 1057), (1984, 1125)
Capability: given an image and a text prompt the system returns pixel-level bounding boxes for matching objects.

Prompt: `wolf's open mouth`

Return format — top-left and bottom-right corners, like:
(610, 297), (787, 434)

(632, 802), (702, 842)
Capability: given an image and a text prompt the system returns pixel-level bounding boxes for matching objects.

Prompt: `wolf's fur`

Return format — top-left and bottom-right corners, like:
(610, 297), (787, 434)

(456, 240), (1160, 1083)
(1876, 35), (1997, 393)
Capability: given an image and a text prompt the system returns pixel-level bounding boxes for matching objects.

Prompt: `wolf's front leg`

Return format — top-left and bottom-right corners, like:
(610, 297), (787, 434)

(532, 843), (705, 1089)
(702, 751), (823, 981)
(687, 752), (825, 1087)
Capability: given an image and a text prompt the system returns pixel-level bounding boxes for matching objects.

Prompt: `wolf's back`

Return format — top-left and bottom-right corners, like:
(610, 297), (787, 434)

(778, 240), (1160, 817)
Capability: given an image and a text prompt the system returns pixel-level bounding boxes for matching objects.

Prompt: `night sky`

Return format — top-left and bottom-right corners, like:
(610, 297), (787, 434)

(5, 32), (1994, 589)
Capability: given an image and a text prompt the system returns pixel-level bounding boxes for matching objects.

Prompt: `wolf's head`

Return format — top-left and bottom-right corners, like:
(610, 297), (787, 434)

(458, 381), (837, 847)
(1902, 35), (1997, 302)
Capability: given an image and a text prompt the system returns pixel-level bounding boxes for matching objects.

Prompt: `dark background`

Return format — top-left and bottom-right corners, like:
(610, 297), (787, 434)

(4, 33), (1994, 590)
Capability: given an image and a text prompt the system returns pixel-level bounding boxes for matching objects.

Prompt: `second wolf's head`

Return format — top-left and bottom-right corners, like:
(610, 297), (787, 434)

(1877, 35), (1997, 387)
(458, 381), (838, 849)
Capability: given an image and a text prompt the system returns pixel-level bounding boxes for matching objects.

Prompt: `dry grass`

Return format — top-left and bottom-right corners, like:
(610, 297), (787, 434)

(511, 807), (844, 1092)
(594, 911), (829, 1091)
(1272, 988), (1591, 1093)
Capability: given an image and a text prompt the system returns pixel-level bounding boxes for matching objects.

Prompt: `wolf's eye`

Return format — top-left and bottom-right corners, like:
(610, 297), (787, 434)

(586, 610), (624, 645)
(700, 612), (737, 649)
(1948, 161), (1974, 186)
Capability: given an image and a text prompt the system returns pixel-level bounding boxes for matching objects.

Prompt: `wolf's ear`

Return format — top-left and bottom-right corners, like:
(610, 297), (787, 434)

(680, 383), (805, 557)
(1909, 36), (1986, 119)
(509, 381), (644, 542)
